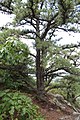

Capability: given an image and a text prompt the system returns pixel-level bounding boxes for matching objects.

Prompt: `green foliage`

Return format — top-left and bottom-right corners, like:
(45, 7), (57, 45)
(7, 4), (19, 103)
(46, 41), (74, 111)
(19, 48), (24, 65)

(13, 0), (58, 24)
(0, 36), (30, 65)
(51, 78), (80, 104)
(1, 71), (22, 89)
(0, 90), (44, 120)
(0, 29), (20, 43)
(58, 0), (74, 24)
(0, 36), (35, 90)
(49, 81), (67, 97)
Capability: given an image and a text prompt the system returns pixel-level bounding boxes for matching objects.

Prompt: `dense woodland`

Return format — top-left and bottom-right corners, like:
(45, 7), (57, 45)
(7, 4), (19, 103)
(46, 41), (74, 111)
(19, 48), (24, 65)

(0, 0), (80, 120)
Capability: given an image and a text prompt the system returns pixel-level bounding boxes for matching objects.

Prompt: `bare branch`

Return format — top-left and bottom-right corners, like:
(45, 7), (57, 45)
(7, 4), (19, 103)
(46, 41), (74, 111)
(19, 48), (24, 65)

(20, 29), (41, 39)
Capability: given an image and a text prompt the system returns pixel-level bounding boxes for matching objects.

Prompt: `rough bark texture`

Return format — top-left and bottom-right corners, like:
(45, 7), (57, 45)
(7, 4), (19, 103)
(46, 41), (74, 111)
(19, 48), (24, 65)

(35, 18), (45, 96)
(36, 49), (45, 94)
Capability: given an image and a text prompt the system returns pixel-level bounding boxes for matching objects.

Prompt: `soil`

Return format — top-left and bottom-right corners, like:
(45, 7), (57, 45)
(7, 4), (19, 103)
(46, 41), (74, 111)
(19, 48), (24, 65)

(32, 95), (74, 120)
(40, 108), (64, 120)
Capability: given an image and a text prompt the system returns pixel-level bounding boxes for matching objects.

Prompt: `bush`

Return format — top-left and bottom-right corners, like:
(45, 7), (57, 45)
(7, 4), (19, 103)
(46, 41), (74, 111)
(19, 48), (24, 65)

(0, 90), (44, 120)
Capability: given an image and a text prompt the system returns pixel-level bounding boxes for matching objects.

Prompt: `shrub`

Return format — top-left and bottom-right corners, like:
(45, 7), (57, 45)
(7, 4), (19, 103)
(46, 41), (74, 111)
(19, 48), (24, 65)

(0, 90), (44, 120)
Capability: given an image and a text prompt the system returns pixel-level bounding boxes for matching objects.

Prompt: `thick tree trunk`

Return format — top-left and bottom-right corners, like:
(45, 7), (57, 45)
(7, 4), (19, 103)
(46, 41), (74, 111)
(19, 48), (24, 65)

(36, 48), (45, 96)
(35, 18), (45, 96)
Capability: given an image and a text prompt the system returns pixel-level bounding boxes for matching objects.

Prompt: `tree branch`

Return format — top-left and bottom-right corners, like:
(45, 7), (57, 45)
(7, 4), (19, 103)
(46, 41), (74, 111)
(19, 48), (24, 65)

(0, 1), (13, 14)
(20, 29), (41, 39)
(61, 43), (80, 49)
(18, 71), (36, 91)
(0, 64), (26, 71)
(41, 21), (51, 39)
(45, 67), (80, 76)
(29, 53), (36, 58)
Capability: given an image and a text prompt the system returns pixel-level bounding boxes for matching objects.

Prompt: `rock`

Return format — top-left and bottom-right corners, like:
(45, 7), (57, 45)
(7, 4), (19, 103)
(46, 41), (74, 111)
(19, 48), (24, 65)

(53, 94), (64, 101)
(48, 93), (79, 114)
(53, 97), (66, 111)
(59, 112), (80, 120)
(76, 115), (80, 120)
(73, 112), (80, 120)
(73, 112), (80, 116)
(49, 107), (54, 111)
(59, 115), (72, 120)
(48, 93), (64, 101)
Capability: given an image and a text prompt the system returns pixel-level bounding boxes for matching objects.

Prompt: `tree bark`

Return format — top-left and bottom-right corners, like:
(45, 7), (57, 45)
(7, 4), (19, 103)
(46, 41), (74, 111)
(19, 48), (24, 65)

(36, 48), (45, 96)
(35, 18), (45, 96)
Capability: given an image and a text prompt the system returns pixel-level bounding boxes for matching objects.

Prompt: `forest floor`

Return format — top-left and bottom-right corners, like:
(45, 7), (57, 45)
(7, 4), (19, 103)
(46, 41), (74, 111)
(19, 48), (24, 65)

(31, 94), (80, 120)
(36, 101), (66, 120)
(40, 107), (67, 120)
(39, 104), (75, 120)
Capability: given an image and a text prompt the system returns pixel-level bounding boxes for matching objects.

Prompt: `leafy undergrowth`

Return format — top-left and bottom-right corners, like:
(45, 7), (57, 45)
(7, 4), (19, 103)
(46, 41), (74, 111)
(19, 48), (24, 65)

(0, 90), (44, 120)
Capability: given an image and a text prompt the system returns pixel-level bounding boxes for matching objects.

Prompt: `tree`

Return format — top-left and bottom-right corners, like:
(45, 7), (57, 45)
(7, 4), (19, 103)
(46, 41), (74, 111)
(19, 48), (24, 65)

(0, 0), (80, 97)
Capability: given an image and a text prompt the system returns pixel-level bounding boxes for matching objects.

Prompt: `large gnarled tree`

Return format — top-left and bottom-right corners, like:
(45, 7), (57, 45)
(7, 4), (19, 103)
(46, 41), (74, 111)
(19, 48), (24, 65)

(0, 0), (80, 97)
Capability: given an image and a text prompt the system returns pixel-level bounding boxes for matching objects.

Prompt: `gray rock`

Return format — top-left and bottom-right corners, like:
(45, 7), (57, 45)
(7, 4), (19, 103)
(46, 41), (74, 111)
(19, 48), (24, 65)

(53, 94), (64, 101)
(59, 112), (80, 120)
(73, 112), (80, 116)
(59, 116), (72, 120)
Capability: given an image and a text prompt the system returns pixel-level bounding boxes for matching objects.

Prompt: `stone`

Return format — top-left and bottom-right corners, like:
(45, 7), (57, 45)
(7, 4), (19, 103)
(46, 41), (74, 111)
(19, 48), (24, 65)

(59, 116), (72, 120)
(53, 94), (64, 101)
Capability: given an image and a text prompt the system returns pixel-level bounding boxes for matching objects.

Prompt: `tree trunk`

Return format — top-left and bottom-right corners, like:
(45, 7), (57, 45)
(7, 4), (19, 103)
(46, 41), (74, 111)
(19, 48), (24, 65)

(35, 18), (45, 96)
(36, 48), (45, 96)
